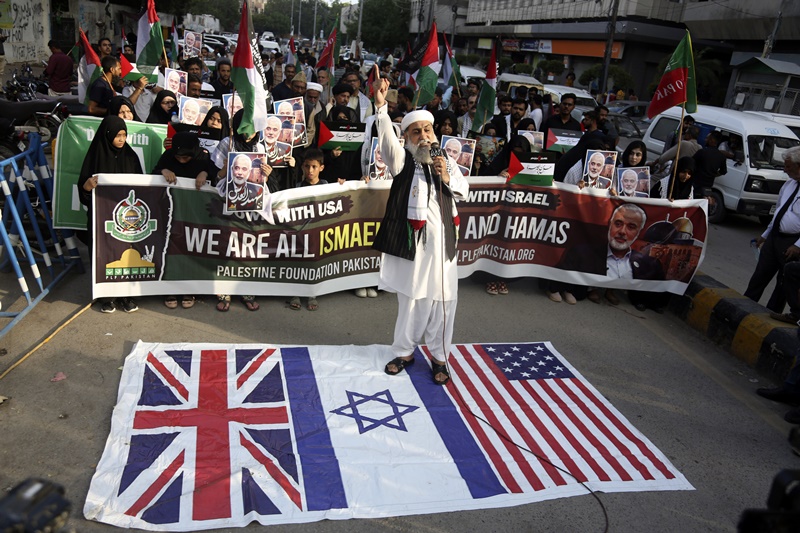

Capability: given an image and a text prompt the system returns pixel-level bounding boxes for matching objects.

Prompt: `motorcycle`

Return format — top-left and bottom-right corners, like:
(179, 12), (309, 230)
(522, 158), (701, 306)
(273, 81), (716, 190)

(23, 101), (70, 144)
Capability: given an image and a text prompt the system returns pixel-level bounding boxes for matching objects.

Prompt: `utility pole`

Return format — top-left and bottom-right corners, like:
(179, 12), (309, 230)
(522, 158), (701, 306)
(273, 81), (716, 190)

(600, 0), (620, 103)
(313, 0), (319, 47)
(417, 0), (426, 44)
(290, 0), (295, 36)
(356, 0), (364, 61)
(299, 0), (303, 39)
(762, 0), (788, 58)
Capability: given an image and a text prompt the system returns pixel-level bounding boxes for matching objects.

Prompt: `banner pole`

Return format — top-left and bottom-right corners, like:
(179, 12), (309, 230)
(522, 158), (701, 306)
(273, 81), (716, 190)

(667, 104), (686, 201)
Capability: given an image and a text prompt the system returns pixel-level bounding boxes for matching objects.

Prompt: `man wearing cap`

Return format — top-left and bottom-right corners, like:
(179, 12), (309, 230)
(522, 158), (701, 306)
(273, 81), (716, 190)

(324, 83), (353, 119)
(290, 71), (308, 98)
(371, 73), (469, 386)
(304, 81), (325, 147)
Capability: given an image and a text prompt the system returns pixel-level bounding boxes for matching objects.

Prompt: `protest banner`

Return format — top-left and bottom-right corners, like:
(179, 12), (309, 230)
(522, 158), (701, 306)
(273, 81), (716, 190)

(53, 117), (168, 230)
(92, 176), (707, 298)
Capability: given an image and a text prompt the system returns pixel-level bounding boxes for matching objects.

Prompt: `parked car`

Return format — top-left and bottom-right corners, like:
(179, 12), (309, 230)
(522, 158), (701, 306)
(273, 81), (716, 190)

(642, 105), (800, 223)
(497, 73), (543, 100)
(606, 100), (650, 126)
(543, 85), (597, 109)
(608, 112), (644, 153)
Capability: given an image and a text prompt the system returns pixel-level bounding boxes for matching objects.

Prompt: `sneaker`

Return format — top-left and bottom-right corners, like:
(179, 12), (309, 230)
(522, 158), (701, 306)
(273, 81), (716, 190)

(120, 297), (139, 313)
(100, 300), (116, 314)
(355, 288), (367, 298)
(546, 291), (562, 303)
(366, 288), (378, 298)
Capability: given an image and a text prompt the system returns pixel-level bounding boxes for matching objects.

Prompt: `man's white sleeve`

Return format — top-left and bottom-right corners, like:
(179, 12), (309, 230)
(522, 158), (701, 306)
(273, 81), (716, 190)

(375, 104), (405, 176)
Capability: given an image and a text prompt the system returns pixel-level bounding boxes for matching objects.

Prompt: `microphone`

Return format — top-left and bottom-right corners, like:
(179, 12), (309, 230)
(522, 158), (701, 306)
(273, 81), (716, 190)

(429, 142), (443, 160)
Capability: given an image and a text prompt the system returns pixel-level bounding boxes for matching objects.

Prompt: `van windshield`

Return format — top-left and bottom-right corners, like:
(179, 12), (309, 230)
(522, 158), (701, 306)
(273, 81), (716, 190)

(747, 135), (800, 170)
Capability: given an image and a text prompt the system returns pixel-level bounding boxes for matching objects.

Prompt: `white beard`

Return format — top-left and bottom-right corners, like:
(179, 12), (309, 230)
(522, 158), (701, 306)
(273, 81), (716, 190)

(407, 141), (433, 165)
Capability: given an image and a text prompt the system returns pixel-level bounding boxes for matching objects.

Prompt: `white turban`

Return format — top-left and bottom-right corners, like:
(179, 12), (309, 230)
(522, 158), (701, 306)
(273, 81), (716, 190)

(400, 110), (435, 132)
(306, 82), (323, 93)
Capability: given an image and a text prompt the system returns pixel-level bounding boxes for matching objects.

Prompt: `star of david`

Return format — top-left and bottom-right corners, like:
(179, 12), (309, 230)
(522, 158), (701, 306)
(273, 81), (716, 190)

(330, 389), (419, 434)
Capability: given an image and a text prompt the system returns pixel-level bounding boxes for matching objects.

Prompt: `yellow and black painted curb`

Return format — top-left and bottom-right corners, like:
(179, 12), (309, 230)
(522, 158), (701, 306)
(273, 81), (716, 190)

(671, 273), (798, 384)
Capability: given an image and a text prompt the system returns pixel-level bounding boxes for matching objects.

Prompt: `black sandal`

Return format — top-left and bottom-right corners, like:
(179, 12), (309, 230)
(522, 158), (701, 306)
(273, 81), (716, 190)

(384, 357), (414, 376)
(431, 362), (450, 386)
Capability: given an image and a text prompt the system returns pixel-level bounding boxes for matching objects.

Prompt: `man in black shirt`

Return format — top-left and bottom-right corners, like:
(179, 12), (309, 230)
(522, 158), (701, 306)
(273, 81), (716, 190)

(211, 58), (234, 100)
(693, 130), (728, 195)
(540, 93), (581, 142)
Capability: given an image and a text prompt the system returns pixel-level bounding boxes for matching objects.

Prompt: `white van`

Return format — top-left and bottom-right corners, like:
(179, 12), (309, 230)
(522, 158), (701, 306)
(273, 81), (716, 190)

(642, 105), (800, 223)
(745, 111), (800, 139)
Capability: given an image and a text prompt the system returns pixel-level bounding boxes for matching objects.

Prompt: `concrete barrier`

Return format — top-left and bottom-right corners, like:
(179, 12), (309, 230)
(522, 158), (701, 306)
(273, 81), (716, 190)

(670, 273), (798, 384)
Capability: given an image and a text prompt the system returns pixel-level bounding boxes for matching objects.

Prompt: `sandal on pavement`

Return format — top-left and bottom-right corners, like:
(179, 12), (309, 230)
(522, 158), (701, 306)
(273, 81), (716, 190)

(242, 296), (260, 311)
(181, 295), (196, 309)
(307, 297), (318, 311)
(431, 361), (450, 386)
(486, 282), (498, 295)
(216, 295), (231, 312)
(497, 281), (509, 295)
(164, 296), (178, 309)
(288, 296), (301, 310)
(385, 357), (415, 376)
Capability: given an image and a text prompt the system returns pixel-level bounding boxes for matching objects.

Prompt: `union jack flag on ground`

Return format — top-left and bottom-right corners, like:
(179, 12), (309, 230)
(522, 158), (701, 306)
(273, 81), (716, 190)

(85, 341), (692, 530)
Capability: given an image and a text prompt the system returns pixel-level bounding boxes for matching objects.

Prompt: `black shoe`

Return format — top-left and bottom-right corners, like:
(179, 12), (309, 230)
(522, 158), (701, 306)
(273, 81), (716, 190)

(785, 406), (800, 425)
(634, 303), (647, 312)
(769, 311), (800, 325)
(120, 297), (139, 313)
(757, 386), (800, 406)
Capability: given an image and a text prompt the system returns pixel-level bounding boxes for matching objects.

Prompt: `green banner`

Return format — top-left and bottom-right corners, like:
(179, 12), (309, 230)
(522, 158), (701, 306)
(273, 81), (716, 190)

(53, 117), (168, 230)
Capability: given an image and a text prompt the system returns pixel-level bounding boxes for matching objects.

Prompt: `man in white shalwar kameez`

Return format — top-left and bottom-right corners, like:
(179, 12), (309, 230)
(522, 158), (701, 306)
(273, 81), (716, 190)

(371, 71), (469, 385)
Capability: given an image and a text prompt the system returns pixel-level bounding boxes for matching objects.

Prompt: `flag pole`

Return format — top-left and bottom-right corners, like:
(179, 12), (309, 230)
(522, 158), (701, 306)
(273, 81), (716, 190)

(667, 104), (686, 201)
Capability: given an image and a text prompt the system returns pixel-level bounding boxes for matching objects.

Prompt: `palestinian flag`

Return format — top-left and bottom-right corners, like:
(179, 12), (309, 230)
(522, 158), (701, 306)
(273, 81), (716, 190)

(413, 22), (440, 107)
(230, 0), (269, 136)
(507, 152), (556, 186)
(119, 54), (144, 81)
(441, 32), (461, 92)
(471, 40), (496, 132)
(647, 31), (697, 119)
(135, 0), (164, 82)
(317, 121), (366, 152)
(545, 129), (583, 153)
(77, 28), (102, 106)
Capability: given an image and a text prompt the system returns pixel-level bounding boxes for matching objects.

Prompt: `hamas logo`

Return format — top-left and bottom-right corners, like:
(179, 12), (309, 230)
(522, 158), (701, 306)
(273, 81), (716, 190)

(104, 190), (157, 242)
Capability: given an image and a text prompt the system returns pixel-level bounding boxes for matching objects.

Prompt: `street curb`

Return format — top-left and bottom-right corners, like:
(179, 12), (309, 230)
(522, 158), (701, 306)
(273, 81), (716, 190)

(669, 273), (798, 384)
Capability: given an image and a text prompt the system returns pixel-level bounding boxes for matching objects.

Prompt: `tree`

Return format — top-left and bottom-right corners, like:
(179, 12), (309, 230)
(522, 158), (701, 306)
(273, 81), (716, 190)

(578, 63), (634, 93)
(345, 0), (411, 53)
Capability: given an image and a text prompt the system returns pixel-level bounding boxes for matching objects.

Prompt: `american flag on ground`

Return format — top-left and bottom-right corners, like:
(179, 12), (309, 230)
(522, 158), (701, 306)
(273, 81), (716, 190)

(85, 342), (692, 530)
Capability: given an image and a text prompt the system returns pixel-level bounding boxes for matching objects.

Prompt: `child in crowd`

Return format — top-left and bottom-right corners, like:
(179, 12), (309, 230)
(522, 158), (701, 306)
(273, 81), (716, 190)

(152, 132), (210, 309)
(289, 149), (326, 310)
(78, 116), (143, 314)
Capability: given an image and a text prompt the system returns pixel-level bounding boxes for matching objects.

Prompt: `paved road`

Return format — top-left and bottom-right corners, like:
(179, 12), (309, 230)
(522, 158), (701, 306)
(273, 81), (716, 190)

(0, 229), (796, 532)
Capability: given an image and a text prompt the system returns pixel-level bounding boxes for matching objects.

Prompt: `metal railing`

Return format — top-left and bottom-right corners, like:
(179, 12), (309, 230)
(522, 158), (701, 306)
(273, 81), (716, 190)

(0, 133), (84, 338)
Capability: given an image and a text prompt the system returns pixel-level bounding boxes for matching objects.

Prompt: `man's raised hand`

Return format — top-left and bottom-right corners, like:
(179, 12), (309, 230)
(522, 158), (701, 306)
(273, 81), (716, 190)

(373, 64), (389, 108)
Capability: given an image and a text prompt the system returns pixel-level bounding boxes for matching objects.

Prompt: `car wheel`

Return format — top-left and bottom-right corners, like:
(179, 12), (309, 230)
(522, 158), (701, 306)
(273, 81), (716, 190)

(707, 190), (725, 224)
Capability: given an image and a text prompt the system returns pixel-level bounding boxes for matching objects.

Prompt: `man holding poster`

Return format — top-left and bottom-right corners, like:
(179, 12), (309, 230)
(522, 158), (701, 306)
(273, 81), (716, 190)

(371, 69), (469, 386)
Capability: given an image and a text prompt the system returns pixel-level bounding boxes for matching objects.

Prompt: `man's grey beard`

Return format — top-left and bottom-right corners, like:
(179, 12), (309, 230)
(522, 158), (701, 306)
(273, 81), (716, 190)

(407, 141), (433, 165)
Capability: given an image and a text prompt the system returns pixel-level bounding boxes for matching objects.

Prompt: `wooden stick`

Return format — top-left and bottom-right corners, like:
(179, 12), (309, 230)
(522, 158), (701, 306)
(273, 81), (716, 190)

(667, 104), (686, 201)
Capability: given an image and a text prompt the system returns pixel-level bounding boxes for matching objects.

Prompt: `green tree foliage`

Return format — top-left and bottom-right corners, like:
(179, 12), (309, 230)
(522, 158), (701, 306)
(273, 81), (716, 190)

(578, 63), (634, 92)
(537, 59), (565, 77)
(345, 0), (411, 53)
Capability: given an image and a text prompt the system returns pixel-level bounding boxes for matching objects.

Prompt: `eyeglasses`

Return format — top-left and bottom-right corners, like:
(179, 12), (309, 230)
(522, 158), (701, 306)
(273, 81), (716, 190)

(162, 99), (176, 106)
